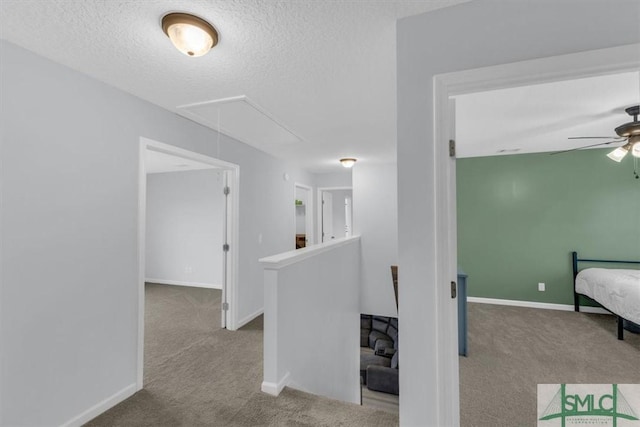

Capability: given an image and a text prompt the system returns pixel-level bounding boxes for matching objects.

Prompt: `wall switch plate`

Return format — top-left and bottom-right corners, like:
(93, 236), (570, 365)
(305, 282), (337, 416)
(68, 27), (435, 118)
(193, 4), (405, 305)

(538, 282), (545, 292)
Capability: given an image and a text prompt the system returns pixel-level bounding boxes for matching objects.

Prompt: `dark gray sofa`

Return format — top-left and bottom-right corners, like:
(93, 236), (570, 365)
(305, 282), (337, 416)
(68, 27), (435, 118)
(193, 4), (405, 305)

(360, 314), (398, 395)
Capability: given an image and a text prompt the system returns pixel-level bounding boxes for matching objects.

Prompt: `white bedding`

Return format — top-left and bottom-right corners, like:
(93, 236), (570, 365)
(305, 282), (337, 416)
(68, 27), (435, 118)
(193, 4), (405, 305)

(576, 268), (640, 324)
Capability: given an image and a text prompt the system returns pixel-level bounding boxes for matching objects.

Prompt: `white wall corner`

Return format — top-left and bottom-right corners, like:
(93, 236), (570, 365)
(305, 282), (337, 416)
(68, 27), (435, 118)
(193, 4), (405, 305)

(260, 372), (291, 396)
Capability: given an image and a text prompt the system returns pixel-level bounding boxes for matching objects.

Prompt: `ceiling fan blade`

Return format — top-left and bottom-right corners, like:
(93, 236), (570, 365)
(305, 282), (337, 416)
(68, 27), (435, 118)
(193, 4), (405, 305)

(550, 140), (622, 155)
(567, 136), (624, 140)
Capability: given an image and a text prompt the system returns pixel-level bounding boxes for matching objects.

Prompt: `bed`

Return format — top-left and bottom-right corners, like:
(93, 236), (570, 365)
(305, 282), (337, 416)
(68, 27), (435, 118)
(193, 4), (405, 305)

(572, 251), (640, 340)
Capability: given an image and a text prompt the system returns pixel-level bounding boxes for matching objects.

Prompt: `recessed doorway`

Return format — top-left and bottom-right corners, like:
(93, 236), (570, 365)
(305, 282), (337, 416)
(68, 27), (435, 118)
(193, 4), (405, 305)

(136, 137), (240, 390)
(317, 187), (353, 242)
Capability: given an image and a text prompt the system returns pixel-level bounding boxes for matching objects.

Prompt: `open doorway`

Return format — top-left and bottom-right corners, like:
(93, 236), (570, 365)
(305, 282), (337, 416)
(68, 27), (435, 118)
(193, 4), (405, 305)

(136, 137), (239, 389)
(431, 45), (640, 425)
(294, 183), (313, 248)
(317, 187), (353, 242)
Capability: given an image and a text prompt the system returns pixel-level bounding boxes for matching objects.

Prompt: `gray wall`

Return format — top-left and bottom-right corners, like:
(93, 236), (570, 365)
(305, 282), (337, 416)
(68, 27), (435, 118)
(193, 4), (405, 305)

(353, 163), (398, 317)
(397, 1), (640, 425)
(314, 170), (352, 188)
(0, 40), (314, 426)
(146, 169), (224, 288)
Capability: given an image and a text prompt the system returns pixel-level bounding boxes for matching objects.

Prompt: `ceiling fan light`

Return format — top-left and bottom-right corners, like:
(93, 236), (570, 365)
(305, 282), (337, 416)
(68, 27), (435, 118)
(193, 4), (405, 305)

(607, 145), (629, 163)
(632, 142), (640, 158)
(162, 13), (218, 57)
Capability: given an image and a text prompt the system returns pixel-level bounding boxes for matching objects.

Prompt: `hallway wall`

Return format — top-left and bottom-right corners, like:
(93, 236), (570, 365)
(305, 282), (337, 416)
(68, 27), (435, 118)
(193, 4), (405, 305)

(0, 40), (314, 426)
(146, 169), (224, 288)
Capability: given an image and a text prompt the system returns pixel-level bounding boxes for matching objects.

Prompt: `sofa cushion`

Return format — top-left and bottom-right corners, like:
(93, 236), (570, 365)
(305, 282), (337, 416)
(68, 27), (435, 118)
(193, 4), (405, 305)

(374, 339), (394, 356)
(372, 316), (389, 333)
(366, 365), (399, 395)
(361, 314), (372, 329)
(360, 329), (370, 347)
(391, 350), (399, 369)
(360, 351), (392, 385)
(368, 330), (391, 349)
(387, 318), (398, 339)
(361, 353), (392, 369)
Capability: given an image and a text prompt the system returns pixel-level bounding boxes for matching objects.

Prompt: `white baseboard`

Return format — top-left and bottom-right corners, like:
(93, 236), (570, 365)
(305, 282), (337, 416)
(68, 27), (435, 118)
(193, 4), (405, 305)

(237, 307), (264, 329)
(467, 296), (610, 315)
(60, 383), (137, 427)
(261, 372), (290, 396)
(145, 278), (222, 290)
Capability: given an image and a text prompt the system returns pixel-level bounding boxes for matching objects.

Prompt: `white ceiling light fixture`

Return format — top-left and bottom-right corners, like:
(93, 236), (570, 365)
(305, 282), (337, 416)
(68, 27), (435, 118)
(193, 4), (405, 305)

(161, 12), (218, 57)
(632, 137), (640, 158)
(340, 158), (357, 168)
(607, 142), (632, 162)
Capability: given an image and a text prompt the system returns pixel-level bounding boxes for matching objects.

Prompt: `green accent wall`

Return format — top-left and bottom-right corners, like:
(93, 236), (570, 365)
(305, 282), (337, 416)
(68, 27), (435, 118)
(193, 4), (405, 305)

(457, 148), (640, 305)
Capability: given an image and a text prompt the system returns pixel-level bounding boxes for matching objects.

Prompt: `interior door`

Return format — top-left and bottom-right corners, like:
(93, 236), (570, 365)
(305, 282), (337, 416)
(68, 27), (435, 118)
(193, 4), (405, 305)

(321, 191), (333, 242)
(344, 196), (352, 237)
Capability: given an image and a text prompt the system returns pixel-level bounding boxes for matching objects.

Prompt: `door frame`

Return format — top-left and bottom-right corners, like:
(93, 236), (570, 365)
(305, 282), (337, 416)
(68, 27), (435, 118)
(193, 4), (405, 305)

(316, 186), (353, 244)
(293, 183), (314, 248)
(137, 137), (240, 390)
(431, 44), (639, 423)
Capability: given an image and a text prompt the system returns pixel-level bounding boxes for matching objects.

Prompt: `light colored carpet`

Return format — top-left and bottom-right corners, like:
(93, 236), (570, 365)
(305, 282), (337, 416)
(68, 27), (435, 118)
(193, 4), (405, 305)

(86, 283), (398, 426)
(460, 303), (640, 427)
(86, 285), (639, 426)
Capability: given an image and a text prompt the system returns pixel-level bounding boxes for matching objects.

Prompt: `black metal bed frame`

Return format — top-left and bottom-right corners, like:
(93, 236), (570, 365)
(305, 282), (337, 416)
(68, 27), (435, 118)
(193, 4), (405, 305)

(572, 251), (640, 340)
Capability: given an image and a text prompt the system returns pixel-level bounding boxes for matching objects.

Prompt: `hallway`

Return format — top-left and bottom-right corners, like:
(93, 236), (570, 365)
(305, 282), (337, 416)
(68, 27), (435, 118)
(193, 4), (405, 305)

(87, 284), (398, 426)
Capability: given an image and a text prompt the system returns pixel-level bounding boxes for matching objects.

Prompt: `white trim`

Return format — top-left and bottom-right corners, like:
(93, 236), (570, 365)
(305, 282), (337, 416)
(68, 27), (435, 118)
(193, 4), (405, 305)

(176, 95), (305, 147)
(467, 297), (611, 314)
(259, 235), (360, 269)
(443, 43), (640, 97)
(136, 141), (146, 390)
(237, 307), (264, 329)
(433, 70), (460, 427)
(137, 137), (241, 391)
(431, 44), (638, 425)
(316, 186), (353, 245)
(145, 278), (222, 290)
(59, 383), (136, 427)
(261, 372), (290, 396)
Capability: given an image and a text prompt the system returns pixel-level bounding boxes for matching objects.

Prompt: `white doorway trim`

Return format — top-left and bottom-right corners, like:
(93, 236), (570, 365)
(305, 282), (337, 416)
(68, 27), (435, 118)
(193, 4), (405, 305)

(316, 186), (352, 245)
(137, 137), (240, 390)
(294, 183), (314, 248)
(431, 44), (639, 423)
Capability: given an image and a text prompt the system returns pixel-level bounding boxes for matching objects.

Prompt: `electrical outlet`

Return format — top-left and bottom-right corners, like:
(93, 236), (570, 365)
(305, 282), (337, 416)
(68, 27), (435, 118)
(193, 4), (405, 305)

(538, 282), (545, 292)
(185, 265), (193, 274)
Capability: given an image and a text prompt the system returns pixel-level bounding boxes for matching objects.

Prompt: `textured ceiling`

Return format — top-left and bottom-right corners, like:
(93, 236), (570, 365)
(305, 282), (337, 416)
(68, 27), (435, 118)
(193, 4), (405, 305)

(5, 1), (633, 170)
(455, 72), (640, 158)
(0, 0), (468, 172)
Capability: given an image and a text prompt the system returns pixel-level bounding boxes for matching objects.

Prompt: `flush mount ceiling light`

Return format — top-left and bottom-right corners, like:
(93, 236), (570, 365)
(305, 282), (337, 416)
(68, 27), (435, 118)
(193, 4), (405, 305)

(161, 12), (218, 57)
(340, 158), (357, 168)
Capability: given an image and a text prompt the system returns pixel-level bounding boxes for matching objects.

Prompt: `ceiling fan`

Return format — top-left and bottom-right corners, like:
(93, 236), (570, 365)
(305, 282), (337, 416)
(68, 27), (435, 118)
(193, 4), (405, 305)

(557, 105), (640, 163)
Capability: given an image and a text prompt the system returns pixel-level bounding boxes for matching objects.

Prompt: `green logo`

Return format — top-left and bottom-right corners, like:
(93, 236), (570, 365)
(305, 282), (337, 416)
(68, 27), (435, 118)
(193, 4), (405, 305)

(539, 384), (639, 427)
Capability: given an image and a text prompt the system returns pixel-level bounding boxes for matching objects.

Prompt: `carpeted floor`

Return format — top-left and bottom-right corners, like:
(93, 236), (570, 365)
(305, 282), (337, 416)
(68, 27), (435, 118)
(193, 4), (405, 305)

(460, 303), (640, 427)
(86, 283), (397, 427)
(87, 284), (640, 427)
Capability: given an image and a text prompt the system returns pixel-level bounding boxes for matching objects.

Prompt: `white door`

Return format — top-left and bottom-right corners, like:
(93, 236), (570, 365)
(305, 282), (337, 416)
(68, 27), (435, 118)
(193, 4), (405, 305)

(344, 196), (352, 237)
(321, 191), (333, 242)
